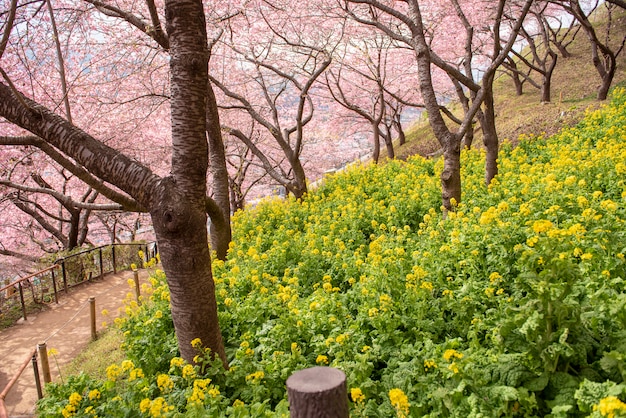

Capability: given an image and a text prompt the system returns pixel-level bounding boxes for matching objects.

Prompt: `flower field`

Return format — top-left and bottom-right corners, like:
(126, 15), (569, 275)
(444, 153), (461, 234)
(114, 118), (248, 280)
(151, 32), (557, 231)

(38, 89), (626, 417)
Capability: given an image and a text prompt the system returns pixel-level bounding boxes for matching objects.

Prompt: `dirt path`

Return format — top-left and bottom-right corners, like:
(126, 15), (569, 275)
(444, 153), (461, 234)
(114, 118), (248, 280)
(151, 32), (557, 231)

(0, 269), (151, 417)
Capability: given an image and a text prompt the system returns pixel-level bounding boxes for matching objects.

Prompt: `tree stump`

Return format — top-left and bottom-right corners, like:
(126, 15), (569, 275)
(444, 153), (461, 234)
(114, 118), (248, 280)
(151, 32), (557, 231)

(286, 366), (349, 418)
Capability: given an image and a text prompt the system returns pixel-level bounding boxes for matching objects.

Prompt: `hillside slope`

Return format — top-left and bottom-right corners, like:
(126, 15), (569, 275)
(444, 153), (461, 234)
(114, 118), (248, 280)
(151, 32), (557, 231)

(395, 8), (626, 159)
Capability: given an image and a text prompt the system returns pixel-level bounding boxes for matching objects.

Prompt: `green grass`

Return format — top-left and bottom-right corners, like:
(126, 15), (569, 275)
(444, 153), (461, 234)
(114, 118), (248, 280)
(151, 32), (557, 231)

(60, 327), (126, 381)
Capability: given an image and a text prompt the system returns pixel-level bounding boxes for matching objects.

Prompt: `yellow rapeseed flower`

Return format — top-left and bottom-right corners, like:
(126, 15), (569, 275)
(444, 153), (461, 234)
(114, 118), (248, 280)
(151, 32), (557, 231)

(389, 388), (410, 417)
(157, 374), (173, 393)
(593, 396), (626, 418)
(443, 349), (464, 362)
(182, 364), (196, 379)
(351, 387), (366, 403)
(316, 355), (329, 365)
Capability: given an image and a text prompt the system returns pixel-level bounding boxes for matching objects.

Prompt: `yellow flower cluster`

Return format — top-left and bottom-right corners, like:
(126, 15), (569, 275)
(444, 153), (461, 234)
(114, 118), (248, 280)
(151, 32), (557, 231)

(593, 396), (626, 418)
(389, 388), (410, 417)
(61, 392), (82, 418)
(245, 370), (265, 383)
(351, 387), (365, 403)
(139, 397), (174, 418)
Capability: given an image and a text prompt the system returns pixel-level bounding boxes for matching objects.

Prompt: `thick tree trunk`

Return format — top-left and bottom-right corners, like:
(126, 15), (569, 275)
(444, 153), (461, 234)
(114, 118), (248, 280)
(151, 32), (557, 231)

(0, 0), (229, 368)
(151, 179), (227, 366)
(163, 0), (227, 367)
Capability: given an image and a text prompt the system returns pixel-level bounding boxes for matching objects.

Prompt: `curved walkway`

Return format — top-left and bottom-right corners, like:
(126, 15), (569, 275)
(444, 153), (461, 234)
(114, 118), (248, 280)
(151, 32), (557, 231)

(0, 269), (151, 417)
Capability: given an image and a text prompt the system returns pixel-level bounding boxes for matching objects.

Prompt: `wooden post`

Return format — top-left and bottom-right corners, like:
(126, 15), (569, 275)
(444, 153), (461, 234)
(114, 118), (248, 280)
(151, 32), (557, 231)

(61, 261), (68, 293)
(37, 343), (52, 384)
(89, 297), (97, 341)
(51, 267), (59, 304)
(18, 282), (27, 321)
(133, 270), (141, 305)
(286, 367), (349, 418)
(99, 248), (104, 279)
(112, 245), (117, 274)
(32, 353), (43, 399)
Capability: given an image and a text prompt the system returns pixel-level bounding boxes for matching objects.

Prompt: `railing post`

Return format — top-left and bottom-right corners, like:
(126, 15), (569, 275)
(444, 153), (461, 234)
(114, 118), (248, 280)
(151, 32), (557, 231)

(133, 270), (142, 305)
(37, 343), (51, 384)
(32, 353), (43, 399)
(98, 247), (103, 279)
(89, 297), (97, 341)
(61, 261), (68, 294)
(112, 245), (117, 274)
(51, 267), (59, 304)
(18, 282), (27, 321)
(286, 367), (349, 418)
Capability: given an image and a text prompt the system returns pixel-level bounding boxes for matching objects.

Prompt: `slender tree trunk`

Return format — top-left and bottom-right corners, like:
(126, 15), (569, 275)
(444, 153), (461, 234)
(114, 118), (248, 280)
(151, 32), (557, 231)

(371, 122), (381, 164)
(541, 52), (557, 103)
(463, 123), (474, 149)
(394, 114), (406, 146)
(206, 82), (231, 260)
(480, 83), (499, 186)
(503, 56), (527, 96)
(382, 127), (395, 159)
(288, 153), (308, 198)
(67, 210), (80, 249)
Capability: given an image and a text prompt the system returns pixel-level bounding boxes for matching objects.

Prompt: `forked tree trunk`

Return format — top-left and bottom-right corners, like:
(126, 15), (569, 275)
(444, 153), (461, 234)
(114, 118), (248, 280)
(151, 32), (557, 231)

(541, 51), (558, 103)
(151, 180), (227, 366)
(411, 8), (462, 210)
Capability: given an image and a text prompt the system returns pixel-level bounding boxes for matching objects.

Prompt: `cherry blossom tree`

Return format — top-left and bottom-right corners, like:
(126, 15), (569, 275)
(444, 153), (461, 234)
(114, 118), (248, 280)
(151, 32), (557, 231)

(324, 33), (421, 163)
(343, 0), (533, 207)
(209, 1), (334, 198)
(1, 0), (227, 366)
(552, 0), (625, 100)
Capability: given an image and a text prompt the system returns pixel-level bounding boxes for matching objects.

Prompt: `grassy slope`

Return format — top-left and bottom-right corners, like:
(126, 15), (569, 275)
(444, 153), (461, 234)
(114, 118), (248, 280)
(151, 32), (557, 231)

(395, 8), (626, 160)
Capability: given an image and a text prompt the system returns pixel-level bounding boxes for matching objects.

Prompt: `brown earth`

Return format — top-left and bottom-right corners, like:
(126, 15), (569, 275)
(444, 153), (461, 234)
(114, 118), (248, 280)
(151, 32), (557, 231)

(0, 269), (150, 417)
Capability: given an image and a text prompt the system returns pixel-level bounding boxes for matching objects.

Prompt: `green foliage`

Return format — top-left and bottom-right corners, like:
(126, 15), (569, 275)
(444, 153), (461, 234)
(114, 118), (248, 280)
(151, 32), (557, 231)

(37, 88), (626, 417)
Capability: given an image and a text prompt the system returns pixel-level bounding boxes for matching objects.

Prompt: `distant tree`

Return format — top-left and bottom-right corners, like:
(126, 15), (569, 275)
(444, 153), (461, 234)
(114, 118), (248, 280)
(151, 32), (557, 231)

(325, 34), (419, 162)
(552, 0), (626, 100)
(344, 0), (532, 206)
(512, 3), (562, 103)
(210, 4), (333, 198)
